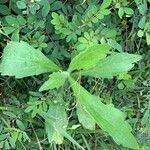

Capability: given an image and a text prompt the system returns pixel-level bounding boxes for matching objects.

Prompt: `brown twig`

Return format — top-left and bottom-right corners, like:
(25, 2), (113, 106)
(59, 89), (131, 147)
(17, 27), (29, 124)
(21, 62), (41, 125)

(30, 122), (43, 150)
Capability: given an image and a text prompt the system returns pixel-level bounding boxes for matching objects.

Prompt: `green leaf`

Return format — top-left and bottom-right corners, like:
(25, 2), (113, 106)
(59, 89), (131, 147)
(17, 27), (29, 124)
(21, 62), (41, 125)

(5, 15), (19, 27)
(42, 103), (83, 149)
(17, 15), (26, 26)
(11, 29), (19, 41)
(82, 53), (141, 79)
(118, 7), (124, 18)
(9, 137), (15, 148)
(77, 104), (95, 130)
(134, 0), (147, 15)
(0, 41), (60, 78)
(109, 39), (122, 52)
(39, 71), (67, 91)
(50, 1), (63, 11)
(146, 32), (150, 45)
(0, 134), (7, 141)
(29, 3), (40, 15)
(137, 30), (144, 37)
(0, 0), (8, 4)
(124, 7), (134, 15)
(45, 120), (55, 143)
(68, 44), (111, 72)
(4, 140), (10, 149)
(41, 103), (68, 144)
(138, 16), (146, 29)
(100, 0), (112, 9)
(69, 77), (139, 149)
(16, 119), (25, 130)
(41, 0), (50, 17)
(3, 27), (16, 34)
(16, 1), (26, 9)
(0, 5), (10, 15)
(11, 131), (19, 144)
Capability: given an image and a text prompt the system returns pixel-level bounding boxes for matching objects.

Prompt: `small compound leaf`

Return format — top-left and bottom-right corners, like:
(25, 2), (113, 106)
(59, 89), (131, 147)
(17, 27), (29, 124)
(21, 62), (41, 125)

(69, 77), (139, 149)
(68, 44), (111, 72)
(82, 53), (141, 79)
(0, 41), (61, 78)
(41, 0), (50, 17)
(100, 0), (112, 9)
(146, 32), (150, 45)
(16, 119), (25, 130)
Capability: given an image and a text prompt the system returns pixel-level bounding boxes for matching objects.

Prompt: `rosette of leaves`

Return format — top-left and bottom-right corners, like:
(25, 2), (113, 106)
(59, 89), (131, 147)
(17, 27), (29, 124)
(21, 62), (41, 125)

(0, 41), (141, 149)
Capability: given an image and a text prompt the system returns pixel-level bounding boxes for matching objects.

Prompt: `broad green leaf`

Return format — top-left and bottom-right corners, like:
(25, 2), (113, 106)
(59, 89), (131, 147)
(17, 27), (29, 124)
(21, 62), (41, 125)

(82, 53), (141, 79)
(68, 44), (111, 72)
(45, 120), (55, 143)
(39, 71), (67, 91)
(77, 104), (95, 130)
(0, 41), (60, 78)
(69, 77), (139, 149)
(43, 103), (68, 144)
(40, 111), (84, 150)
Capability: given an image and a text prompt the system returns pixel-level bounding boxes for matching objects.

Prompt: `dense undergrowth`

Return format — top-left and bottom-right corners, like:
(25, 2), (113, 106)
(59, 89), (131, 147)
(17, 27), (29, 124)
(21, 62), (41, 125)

(0, 0), (150, 150)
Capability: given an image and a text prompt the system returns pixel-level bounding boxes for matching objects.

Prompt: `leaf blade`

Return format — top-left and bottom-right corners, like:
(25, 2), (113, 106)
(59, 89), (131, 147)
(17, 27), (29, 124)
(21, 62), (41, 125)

(82, 53), (141, 78)
(77, 104), (95, 130)
(0, 41), (61, 78)
(68, 44), (111, 72)
(42, 103), (68, 144)
(39, 71), (66, 91)
(69, 77), (139, 149)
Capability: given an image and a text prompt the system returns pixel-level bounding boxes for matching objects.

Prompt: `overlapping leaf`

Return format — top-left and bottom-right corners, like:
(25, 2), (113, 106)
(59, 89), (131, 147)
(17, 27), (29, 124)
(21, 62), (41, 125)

(82, 53), (141, 78)
(39, 71), (67, 91)
(41, 103), (84, 149)
(0, 41), (60, 78)
(77, 104), (95, 130)
(69, 77), (139, 149)
(68, 44), (111, 72)
(43, 103), (68, 144)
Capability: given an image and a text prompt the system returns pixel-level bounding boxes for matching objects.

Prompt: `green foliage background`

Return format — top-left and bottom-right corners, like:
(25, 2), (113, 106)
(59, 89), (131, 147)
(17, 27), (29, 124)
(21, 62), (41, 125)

(0, 0), (150, 149)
